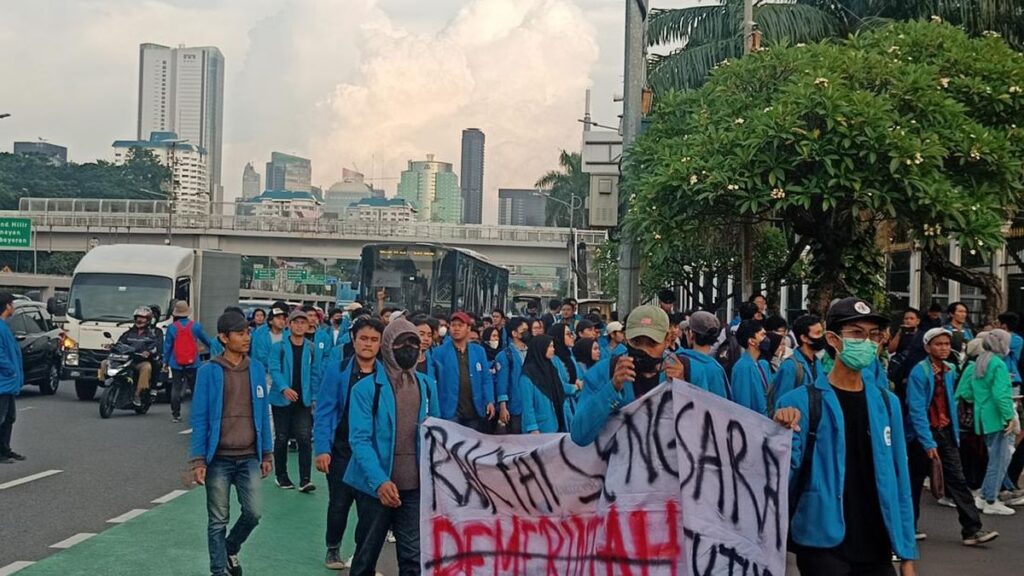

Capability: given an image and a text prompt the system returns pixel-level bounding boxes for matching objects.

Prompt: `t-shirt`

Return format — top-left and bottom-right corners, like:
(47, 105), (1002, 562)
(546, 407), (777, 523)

(834, 387), (891, 563)
(290, 342), (304, 405)
(455, 346), (477, 419)
(928, 364), (952, 430)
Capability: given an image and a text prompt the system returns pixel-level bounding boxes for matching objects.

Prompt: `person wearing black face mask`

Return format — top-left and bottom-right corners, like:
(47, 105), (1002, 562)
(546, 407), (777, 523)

(772, 314), (827, 401)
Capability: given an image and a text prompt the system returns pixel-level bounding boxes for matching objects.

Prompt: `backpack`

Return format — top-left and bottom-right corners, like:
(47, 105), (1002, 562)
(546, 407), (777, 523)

(172, 320), (198, 366)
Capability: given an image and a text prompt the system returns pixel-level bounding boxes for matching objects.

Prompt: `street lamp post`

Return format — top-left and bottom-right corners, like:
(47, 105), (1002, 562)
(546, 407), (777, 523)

(535, 191), (584, 299)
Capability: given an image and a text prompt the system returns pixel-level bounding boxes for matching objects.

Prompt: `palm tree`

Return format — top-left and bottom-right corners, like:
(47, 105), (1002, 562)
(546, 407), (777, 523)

(535, 151), (589, 228)
(648, 0), (1023, 93)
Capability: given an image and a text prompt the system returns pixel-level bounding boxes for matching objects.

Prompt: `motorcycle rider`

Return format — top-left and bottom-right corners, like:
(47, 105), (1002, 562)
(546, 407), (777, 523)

(100, 306), (162, 406)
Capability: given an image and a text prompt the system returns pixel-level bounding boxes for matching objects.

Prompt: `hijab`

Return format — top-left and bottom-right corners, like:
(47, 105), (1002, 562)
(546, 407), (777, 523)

(522, 335), (566, 433)
(546, 323), (578, 383)
(381, 318), (419, 391)
(573, 337), (599, 369)
(481, 327), (502, 362)
(976, 329), (1011, 378)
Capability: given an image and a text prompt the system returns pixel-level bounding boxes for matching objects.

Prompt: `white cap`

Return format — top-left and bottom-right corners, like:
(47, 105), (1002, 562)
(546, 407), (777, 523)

(343, 302), (363, 312)
(923, 327), (950, 346)
(606, 321), (624, 334)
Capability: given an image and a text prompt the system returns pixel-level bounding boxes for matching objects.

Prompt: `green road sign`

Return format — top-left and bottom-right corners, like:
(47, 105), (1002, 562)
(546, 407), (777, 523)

(0, 218), (31, 248)
(253, 268), (276, 281)
(303, 273), (326, 285)
(285, 269), (308, 281)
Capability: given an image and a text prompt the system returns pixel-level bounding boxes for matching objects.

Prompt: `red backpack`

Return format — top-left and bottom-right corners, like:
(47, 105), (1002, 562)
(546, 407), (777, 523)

(173, 320), (198, 366)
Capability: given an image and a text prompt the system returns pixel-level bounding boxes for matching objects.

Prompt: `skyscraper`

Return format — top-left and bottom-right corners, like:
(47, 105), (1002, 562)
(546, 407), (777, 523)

(265, 152), (312, 193)
(460, 128), (485, 224)
(136, 43), (225, 204)
(241, 162), (261, 200)
(112, 131), (208, 215)
(498, 189), (547, 226)
(397, 154), (461, 223)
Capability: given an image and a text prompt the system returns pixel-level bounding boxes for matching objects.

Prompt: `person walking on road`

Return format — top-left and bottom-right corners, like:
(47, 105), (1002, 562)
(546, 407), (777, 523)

(164, 300), (214, 423)
(432, 311), (494, 432)
(189, 310), (273, 576)
(0, 292), (25, 464)
(269, 310), (321, 492)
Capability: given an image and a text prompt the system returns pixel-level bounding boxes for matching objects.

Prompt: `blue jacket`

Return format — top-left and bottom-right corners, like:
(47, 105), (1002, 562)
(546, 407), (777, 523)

(162, 318), (213, 370)
(906, 359), (959, 450)
(250, 325), (286, 369)
(0, 320), (24, 395)
(268, 337), (322, 408)
(776, 374), (917, 560)
(189, 359), (273, 465)
(432, 339), (494, 420)
(1007, 332), (1023, 384)
(521, 374), (577, 433)
(730, 352), (772, 415)
(496, 345), (526, 416)
(678, 349), (728, 398)
(344, 369), (439, 496)
(314, 358), (384, 456)
(569, 354), (665, 446)
(314, 326), (346, 365)
(772, 351), (822, 403)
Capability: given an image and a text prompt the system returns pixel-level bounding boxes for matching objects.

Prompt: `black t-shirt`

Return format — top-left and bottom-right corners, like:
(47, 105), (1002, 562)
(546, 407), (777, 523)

(833, 387), (891, 563)
(334, 360), (374, 459)
(291, 342), (304, 405)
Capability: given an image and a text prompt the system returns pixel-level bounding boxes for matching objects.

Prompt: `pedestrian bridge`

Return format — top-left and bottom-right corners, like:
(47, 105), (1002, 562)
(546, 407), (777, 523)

(6, 198), (607, 268)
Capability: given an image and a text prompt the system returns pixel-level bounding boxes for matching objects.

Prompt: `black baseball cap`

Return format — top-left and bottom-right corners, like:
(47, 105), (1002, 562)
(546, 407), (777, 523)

(269, 301), (289, 318)
(217, 311), (249, 334)
(826, 297), (890, 330)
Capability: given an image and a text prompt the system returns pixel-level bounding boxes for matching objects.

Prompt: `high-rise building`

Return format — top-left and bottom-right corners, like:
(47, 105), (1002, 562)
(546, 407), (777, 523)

(397, 154), (461, 223)
(498, 189), (547, 227)
(265, 152), (312, 193)
(112, 131), (208, 215)
(460, 128), (485, 224)
(241, 162), (261, 200)
(136, 43), (225, 204)
(13, 141), (67, 165)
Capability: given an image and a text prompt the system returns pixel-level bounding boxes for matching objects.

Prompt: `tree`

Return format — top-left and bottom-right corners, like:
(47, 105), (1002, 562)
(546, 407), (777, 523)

(535, 151), (589, 228)
(648, 1), (1024, 93)
(624, 22), (1024, 319)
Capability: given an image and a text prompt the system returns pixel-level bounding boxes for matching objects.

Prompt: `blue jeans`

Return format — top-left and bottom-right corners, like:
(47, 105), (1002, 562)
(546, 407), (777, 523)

(206, 457), (262, 576)
(983, 432), (1012, 503)
(351, 489), (420, 576)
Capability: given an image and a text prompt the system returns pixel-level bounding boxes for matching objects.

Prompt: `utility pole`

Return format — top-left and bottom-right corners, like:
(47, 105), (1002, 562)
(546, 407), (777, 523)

(738, 0), (757, 305)
(618, 0), (647, 316)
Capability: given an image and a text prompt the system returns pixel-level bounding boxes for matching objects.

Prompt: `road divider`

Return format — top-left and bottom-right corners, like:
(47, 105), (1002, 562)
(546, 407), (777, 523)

(177, 428), (192, 435)
(0, 561), (34, 575)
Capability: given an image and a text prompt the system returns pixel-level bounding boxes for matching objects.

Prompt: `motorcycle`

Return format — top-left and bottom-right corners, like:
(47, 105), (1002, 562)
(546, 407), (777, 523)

(98, 342), (159, 418)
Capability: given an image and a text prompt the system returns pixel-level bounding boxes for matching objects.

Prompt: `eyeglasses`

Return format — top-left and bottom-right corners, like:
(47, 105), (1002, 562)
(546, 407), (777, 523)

(839, 328), (884, 343)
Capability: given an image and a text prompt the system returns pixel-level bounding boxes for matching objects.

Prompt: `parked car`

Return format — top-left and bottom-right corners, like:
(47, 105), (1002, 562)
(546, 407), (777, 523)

(7, 300), (63, 395)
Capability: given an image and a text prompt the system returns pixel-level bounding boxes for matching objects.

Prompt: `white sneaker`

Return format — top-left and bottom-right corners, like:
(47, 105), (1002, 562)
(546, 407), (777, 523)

(937, 496), (957, 508)
(983, 501), (1016, 516)
(975, 496), (987, 510)
(1008, 495), (1024, 507)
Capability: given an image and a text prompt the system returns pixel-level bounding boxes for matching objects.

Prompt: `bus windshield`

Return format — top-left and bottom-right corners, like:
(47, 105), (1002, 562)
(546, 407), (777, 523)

(67, 273), (173, 322)
(363, 246), (436, 312)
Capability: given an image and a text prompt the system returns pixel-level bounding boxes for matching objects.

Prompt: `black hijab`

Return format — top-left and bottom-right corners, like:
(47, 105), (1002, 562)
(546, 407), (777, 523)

(573, 337), (598, 369)
(481, 327), (502, 362)
(546, 323), (578, 383)
(522, 335), (566, 433)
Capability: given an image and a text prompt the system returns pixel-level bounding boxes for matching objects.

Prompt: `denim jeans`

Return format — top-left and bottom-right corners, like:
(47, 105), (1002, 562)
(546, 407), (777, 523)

(351, 489), (421, 576)
(206, 457), (262, 576)
(983, 431), (1012, 502)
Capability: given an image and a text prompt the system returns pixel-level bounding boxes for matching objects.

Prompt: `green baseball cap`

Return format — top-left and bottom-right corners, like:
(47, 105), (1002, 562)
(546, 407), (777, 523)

(625, 305), (670, 342)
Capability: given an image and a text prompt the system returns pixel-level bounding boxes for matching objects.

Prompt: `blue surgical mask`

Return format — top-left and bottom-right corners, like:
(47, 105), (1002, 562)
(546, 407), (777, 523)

(838, 338), (877, 371)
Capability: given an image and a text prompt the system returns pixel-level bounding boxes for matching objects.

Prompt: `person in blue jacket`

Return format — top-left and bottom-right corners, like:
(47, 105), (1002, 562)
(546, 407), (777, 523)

(729, 320), (772, 415)
(496, 318), (529, 434)
(997, 312), (1024, 386)
(268, 310), (322, 492)
(313, 315), (385, 571)
(772, 314), (826, 404)
(776, 297), (918, 574)
(411, 314), (441, 383)
(678, 311), (728, 398)
(314, 307), (347, 367)
(572, 337), (601, 381)
(250, 302), (289, 372)
(602, 321), (626, 358)
(0, 292), (24, 463)
(188, 310), (272, 576)
(431, 311), (494, 431)
(522, 335), (577, 434)
(345, 318), (438, 576)
(164, 300), (214, 423)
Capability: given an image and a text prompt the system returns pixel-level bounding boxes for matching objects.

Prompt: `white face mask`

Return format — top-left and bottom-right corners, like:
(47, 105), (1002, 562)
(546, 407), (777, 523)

(488, 341), (499, 349)
(438, 326), (449, 338)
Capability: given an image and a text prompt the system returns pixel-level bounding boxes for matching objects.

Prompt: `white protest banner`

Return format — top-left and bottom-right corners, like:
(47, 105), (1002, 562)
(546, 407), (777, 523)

(673, 380), (792, 576)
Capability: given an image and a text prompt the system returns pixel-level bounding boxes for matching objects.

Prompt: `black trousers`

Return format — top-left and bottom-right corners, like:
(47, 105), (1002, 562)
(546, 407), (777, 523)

(909, 427), (983, 537)
(795, 547), (896, 576)
(272, 404), (312, 483)
(170, 366), (196, 418)
(325, 450), (357, 549)
(0, 394), (15, 454)
(351, 490), (420, 576)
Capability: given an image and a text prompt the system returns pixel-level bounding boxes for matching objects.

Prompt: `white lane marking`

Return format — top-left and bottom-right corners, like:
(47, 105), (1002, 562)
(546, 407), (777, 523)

(178, 428), (192, 435)
(17, 406), (35, 412)
(50, 532), (97, 549)
(107, 508), (148, 524)
(151, 489), (188, 504)
(0, 561), (35, 575)
(0, 469), (62, 491)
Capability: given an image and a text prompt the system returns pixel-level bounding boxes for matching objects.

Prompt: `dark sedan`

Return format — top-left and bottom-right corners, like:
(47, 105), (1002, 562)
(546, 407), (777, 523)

(7, 300), (63, 395)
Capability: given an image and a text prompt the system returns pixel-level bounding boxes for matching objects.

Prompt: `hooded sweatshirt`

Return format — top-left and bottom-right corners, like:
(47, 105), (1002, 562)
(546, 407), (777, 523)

(211, 355), (256, 458)
(382, 318), (422, 491)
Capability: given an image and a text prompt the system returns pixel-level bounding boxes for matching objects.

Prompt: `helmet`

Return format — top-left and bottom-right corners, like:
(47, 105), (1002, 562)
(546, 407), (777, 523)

(133, 306), (153, 319)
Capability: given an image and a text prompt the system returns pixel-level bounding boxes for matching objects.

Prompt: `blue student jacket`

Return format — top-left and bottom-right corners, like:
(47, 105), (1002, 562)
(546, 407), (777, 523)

(313, 358), (385, 456)
(250, 325), (280, 368)
(1007, 332), (1023, 384)
(268, 337), (322, 408)
(189, 359), (273, 464)
(521, 374), (578, 433)
(772, 351), (823, 402)
(344, 369), (439, 497)
(678, 348), (728, 398)
(432, 339), (494, 420)
(0, 320), (24, 395)
(314, 326), (347, 365)
(730, 352), (772, 415)
(569, 354), (666, 446)
(776, 374), (917, 561)
(496, 345), (526, 416)
(906, 359), (959, 450)
(162, 319), (213, 370)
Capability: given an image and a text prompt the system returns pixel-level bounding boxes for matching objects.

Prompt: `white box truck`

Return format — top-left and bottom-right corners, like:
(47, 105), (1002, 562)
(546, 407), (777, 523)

(62, 245), (241, 400)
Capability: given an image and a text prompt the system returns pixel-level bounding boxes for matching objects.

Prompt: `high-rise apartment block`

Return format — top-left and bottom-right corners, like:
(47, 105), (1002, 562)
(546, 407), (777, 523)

(460, 128), (485, 224)
(397, 154), (461, 224)
(241, 162), (261, 200)
(112, 131), (209, 215)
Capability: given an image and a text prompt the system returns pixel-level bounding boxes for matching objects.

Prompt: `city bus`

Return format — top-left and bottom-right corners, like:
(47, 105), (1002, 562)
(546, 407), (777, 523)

(358, 243), (508, 318)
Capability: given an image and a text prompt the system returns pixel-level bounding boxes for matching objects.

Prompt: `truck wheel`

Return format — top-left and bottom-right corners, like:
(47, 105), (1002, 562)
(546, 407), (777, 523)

(75, 380), (98, 401)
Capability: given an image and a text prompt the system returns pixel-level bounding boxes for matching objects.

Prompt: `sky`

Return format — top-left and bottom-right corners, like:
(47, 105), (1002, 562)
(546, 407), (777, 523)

(0, 0), (700, 224)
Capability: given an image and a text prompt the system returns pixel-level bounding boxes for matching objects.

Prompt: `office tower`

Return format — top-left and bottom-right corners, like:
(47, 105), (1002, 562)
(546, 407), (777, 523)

(241, 162), (261, 200)
(460, 128), (485, 224)
(13, 141), (67, 165)
(498, 189), (547, 226)
(397, 154), (461, 223)
(264, 152), (312, 193)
